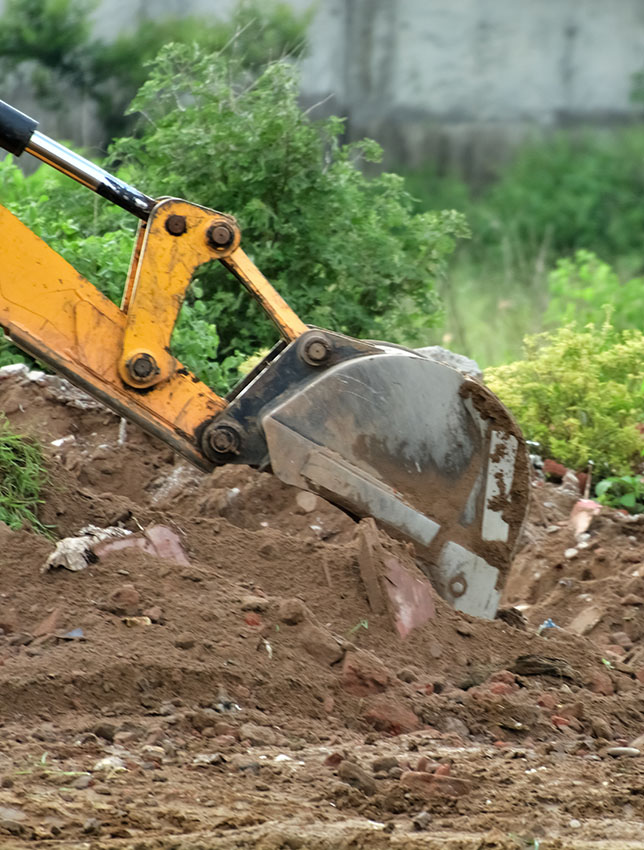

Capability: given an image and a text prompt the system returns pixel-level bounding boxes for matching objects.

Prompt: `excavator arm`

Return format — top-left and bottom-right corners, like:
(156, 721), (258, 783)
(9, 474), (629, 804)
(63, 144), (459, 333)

(0, 100), (530, 618)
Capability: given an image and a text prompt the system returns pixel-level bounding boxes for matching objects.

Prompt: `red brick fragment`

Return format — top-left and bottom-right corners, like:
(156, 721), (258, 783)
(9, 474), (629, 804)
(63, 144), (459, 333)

(362, 697), (419, 736)
(400, 771), (470, 798)
(341, 650), (390, 697)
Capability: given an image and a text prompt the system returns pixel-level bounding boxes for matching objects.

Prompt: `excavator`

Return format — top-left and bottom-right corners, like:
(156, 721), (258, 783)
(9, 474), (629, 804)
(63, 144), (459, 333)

(0, 100), (529, 620)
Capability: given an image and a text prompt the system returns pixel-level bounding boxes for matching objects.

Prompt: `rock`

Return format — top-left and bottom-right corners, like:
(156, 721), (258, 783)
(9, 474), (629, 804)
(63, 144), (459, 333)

(442, 715), (470, 739)
(324, 752), (343, 767)
(610, 631), (632, 649)
(621, 594), (644, 606)
(213, 721), (239, 738)
(362, 697), (419, 735)
(400, 771), (470, 798)
(174, 635), (195, 650)
(277, 598), (310, 625)
(604, 746), (640, 758)
(295, 491), (319, 513)
(92, 722), (117, 742)
(338, 760), (377, 796)
(590, 717), (612, 740)
(0, 608), (18, 635)
(630, 733), (644, 750)
(568, 606), (604, 636)
(537, 691), (559, 711)
(141, 745), (165, 760)
(241, 595), (270, 612)
(142, 606), (163, 623)
(569, 819), (582, 829)
(397, 668), (418, 683)
(239, 722), (280, 747)
(228, 754), (261, 774)
(107, 584), (140, 616)
(72, 773), (91, 789)
(93, 755), (126, 772)
(82, 818), (101, 835)
(412, 811), (432, 831)
(341, 650), (390, 696)
(489, 682), (514, 695)
(588, 671), (614, 696)
(299, 623), (344, 666)
(32, 607), (62, 637)
(372, 756), (400, 774)
(192, 752), (225, 767)
(415, 346), (482, 379)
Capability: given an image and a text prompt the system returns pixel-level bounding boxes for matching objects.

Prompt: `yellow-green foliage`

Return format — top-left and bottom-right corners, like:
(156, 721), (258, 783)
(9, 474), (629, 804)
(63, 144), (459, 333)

(485, 322), (644, 477)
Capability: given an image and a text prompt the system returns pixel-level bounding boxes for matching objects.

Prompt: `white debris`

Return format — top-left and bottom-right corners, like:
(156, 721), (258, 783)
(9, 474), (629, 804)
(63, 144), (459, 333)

(118, 418), (127, 446)
(226, 487), (241, 505)
(564, 548), (578, 560)
(0, 363), (28, 378)
(93, 755), (126, 773)
(44, 525), (132, 572)
(192, 753), (225, 767)
(50, 435), (75, 447)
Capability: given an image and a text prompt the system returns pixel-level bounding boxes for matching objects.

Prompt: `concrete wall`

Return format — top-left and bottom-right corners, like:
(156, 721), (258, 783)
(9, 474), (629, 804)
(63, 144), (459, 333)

(3, 0), (644, 174)
(298, 0), (644, 176)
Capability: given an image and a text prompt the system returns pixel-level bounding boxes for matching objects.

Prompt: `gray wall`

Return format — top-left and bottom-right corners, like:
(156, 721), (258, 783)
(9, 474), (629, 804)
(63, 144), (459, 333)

(3, 0), (644, 174)
(298, 0), (644, 176)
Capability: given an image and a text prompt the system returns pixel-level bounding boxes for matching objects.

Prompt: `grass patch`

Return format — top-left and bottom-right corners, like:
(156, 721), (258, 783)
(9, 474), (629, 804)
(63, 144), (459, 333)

(0, 418), (48, 533)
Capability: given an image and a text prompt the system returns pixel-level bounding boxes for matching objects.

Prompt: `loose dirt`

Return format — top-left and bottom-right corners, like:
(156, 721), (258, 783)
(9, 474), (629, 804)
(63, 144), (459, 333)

(1, 366), (644, 849)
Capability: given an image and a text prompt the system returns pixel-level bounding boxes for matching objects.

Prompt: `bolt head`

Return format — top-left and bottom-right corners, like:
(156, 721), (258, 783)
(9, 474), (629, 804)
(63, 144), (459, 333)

(165, 214), (187, 236)
(299, 333), (331, 367)
(127, 353), (158, 383)
(448, 575), (467, 598)
(206, 222), (235, 250)
(206, 423), (241, 456)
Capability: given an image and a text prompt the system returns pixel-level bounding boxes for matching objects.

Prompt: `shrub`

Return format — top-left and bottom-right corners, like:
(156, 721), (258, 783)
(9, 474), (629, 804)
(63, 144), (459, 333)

(546, 249), (644, 332)
(485, 322), (644, 477)
(596, 475), (644, 514)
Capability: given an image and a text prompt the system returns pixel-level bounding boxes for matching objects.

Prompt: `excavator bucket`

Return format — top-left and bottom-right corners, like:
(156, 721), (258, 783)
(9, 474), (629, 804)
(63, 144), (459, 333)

(263, 346), (528, 618)
(217, 334), (529, 619)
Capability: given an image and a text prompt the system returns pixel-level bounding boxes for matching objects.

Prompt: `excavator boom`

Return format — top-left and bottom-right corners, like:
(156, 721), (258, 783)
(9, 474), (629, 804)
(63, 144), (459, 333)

(0, 100), (529, 618)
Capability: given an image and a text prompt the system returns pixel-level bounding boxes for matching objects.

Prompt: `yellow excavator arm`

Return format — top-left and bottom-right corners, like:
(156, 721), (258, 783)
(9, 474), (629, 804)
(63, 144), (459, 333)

(0, 100), (530, 619)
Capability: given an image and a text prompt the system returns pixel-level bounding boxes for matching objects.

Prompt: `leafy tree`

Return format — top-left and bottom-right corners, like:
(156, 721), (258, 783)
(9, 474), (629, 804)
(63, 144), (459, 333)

(1, 46), (466, 388)
(0, 0), (311, 142)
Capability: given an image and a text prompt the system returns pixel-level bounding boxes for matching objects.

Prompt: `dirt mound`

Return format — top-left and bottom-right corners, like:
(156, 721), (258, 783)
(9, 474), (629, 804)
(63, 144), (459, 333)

(1, 366), (644, 847)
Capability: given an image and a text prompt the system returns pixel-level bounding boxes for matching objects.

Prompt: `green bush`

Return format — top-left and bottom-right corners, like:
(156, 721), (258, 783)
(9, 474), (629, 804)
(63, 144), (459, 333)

(485, 322), (644, 477)
(546, 250), (644, 331)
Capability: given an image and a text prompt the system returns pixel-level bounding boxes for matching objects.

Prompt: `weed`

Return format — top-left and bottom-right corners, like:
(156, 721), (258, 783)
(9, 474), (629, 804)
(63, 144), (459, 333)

(0, 419), (48, 533)
(596, 475), (644, 513)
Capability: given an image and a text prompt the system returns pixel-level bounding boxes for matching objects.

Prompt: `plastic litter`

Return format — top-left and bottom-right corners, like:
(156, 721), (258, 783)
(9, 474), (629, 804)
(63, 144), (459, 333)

(537, 618), (561, 635)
